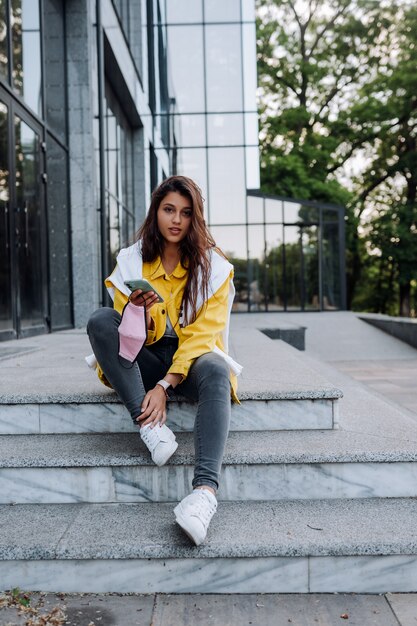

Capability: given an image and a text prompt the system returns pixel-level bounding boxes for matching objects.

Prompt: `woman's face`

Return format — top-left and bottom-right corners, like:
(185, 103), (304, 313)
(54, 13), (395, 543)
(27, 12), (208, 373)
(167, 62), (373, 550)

(157, 191), (192, 245)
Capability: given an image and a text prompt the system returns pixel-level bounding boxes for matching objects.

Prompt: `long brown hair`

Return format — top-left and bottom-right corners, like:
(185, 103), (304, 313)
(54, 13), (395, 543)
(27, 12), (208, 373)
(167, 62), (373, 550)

(136, 176), (216, 324)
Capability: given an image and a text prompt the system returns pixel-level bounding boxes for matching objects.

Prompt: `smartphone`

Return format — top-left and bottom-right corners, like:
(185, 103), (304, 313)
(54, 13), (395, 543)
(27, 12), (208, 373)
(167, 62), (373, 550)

(124, 278), (164, 303)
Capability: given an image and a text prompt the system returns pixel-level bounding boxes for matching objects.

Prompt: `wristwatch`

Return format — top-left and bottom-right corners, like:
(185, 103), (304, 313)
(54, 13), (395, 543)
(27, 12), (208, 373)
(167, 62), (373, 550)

(156, 379), (171, 396)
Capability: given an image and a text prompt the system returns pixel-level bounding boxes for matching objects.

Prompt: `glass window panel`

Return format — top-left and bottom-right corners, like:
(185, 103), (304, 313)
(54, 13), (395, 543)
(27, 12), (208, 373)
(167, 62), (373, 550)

(300, 204), (319, 223)
(105, 81), (135, 269)
(247, 195), (263, 223)
(167, 26), (205, 113)
(210, 224), (248, 311)
(247, 225), (266, 311)
(323, 207), (340, 222)
(0, 0), (8, 80)
(265, 198), (282, 223)
(176, 148), (208, 212)
(283, 201), (302, 223)
(0, 100), (12, 332)
(242, 23), (257, 111)
(284, 200), (319, 223)
(207, 113), (244, 147)
(205, 25), (243, 112)
(208, 147), (246, 224)
(176, 114), (206, 147)
(284, 225), (302, 310)
(265, 224), (284, 311)
(12, 0), (42, 116)
(241, 0), (255, 22)
(43, 0), (67, 141)
(108, 194), (120, 262)
(46, 133), (71, 329)
(245, 112), (259, 146)
(15, 117), (44, 327)
(166, 0), (202, 23)
(302, 225), (320, 310)
(205, 0), (241, 22)
(322, 222), (341, 310)
(245, 146), (260, 189)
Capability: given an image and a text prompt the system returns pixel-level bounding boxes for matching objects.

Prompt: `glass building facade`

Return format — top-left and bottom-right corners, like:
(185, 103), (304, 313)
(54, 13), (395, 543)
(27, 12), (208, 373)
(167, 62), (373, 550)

(231, 192), (346, 312)
(0, 0), (346, 342)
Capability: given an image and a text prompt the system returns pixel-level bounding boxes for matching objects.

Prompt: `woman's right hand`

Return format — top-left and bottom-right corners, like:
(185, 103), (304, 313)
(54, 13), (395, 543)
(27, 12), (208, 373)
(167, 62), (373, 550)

(129, 289), (159, 328)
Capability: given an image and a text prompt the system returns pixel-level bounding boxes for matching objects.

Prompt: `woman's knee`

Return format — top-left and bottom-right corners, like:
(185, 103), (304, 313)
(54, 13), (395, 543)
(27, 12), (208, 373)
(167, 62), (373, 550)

(87, 307), (120, 338)
(194, 353), (230, 385)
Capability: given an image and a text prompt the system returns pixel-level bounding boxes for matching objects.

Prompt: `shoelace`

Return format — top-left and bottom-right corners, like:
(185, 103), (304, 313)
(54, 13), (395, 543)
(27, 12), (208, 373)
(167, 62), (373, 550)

(141, 426), (162, 449)
(190, 492), (217, 525)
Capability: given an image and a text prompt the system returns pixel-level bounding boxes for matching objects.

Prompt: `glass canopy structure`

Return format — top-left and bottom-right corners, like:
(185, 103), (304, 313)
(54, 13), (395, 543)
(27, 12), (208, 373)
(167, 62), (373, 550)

(210, 191), (346, 312)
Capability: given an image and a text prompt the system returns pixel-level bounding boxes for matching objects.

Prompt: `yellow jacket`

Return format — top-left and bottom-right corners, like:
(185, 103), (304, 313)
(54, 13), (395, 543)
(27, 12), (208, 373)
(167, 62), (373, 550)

(99, 247), (240, 402)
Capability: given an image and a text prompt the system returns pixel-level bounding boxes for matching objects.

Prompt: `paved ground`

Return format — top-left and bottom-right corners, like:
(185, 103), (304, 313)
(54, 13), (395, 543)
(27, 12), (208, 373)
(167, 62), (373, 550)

(1, 592), (417, 625)
(2, 311), (417, 624)
(275, 311), (417, 418)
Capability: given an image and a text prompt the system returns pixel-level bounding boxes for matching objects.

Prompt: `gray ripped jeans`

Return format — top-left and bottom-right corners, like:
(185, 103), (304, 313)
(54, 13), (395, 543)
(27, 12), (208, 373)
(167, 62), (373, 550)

(87, 307), (231, 491)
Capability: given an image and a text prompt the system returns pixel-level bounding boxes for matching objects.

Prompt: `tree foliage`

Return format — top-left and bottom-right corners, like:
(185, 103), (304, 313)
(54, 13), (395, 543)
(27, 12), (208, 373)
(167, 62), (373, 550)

(257, 0), (417, 315)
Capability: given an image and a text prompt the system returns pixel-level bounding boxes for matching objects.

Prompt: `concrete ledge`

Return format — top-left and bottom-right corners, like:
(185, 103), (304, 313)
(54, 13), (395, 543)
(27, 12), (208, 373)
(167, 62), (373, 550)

(358, 313), (417, 350)
(0, 398), (337, 434)
(0, 498), (417, 560)
(3, 554), (417, 593)
(260, 322), (306, 351)
(2, 430), (417, 468)
(0, 325), (343, 403)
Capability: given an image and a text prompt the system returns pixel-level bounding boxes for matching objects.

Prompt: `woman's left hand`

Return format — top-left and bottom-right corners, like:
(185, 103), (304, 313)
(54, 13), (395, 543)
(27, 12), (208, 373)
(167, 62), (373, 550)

(137, 385), (167, 428)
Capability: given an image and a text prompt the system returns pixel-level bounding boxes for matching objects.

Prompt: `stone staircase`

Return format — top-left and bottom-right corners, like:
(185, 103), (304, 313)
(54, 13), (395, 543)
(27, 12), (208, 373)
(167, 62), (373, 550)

(1, 325), (417, 593)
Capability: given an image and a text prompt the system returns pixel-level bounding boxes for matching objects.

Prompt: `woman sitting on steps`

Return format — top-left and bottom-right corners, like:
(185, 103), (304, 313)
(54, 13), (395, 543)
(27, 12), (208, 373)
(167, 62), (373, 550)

(87, 175), (242, 546)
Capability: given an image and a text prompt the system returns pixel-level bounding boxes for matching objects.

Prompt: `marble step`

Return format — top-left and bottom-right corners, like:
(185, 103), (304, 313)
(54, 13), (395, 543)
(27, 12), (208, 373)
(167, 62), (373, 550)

(1, 431), (417, 504)
(0, 329), (343, 434)
(0, 393), (340, 435)
(1, 498), (417, 593)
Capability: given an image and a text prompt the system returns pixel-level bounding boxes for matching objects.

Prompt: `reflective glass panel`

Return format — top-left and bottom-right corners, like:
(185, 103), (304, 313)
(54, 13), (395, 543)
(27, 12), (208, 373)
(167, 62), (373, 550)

(248, 224), (265, 311)
(0, 0), (8, 80)
(43, 0), (67, 141)
(108, 194), (120, 267)
(176, 148), (208, 210)
(265, 198), (282, 223)
(46, 133), (71, 329)
(322, 222), (341, 309)
(166, 0), (202, 23)
(0, 101), (12, 332)
(247, 195), (263, 223)
(245, 112), (259, 146)
(204, 0), (241, 22)
(284, 200), (319, 223)
(14, 116), (44, 328)
(167, 26), (205, 113)
(207, 113), (244, 147)
(283, 201), (302, 223)
(323, 207), (340, 222)
(241, 0), (256, 22)
(284, 225), (302, 310)
(12, 0), (42, 116)
(245, 146), (260, 189)
(104, 81), (135, 269)
(242, 23), (257, 111)
(210, 224), (247, 311)
(205, 25), (243, 112)
(208, 147), (246, 224)
(175, 114), (206, 147)
(265, 224), (284, 311)
(302, 225), (319, 310)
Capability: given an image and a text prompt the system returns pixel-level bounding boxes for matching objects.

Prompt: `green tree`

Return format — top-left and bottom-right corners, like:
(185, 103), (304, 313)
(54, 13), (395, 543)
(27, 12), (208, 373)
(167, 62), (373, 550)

(256, 0), (416, 314)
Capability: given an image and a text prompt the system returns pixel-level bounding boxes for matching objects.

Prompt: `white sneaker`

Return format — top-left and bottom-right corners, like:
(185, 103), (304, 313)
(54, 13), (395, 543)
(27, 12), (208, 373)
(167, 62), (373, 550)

(140, 423), (178, 466)
(174, 489), (217, 546)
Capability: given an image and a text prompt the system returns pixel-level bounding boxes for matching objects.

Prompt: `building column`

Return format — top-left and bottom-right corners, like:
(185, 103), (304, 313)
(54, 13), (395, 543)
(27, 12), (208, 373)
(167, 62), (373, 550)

(65, 0), (101, 326)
